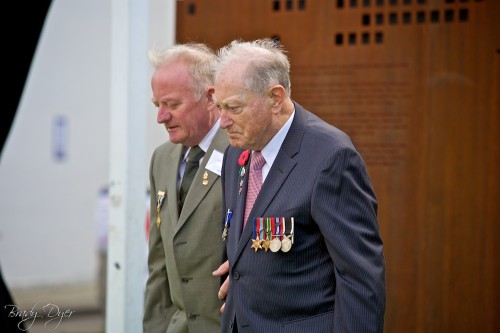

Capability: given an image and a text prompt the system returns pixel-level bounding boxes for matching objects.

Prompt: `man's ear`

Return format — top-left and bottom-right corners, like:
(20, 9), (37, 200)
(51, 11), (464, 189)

(206, 87), (216, 110)
(269, 85), (286, 111)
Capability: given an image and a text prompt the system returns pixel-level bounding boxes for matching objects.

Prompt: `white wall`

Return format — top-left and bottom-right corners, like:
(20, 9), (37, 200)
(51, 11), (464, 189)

(0, 0), (169, 289)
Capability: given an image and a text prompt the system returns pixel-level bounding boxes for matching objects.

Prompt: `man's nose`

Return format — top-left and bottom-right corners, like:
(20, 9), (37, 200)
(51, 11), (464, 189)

(157, 107), (171, 123)
(219, 110), (232, 129)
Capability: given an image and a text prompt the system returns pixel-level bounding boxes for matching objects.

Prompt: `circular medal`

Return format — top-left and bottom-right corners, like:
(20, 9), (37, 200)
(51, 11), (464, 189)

(281, 235), (292, 252)
(270, 238), (281, 252)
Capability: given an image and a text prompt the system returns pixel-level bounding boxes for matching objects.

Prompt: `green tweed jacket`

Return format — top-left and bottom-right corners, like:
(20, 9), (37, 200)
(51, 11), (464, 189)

(143, 128), (229, 333)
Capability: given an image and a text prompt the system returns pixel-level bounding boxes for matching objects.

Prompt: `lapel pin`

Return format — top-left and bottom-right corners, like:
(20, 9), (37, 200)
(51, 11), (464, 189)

(202, 171), (209, 186)
(156, 191), (165, 229)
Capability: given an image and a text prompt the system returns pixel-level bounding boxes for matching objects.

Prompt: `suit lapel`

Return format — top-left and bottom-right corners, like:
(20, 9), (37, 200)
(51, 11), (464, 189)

(176, 159), (213, 227)
(238, 153), (297, 245)
(164, 146), (183, 229)
(235, 103), (306, 255)
(176, 129), (228, 231)
(234, 157), (249, 241)
(225, 148), (248, 257)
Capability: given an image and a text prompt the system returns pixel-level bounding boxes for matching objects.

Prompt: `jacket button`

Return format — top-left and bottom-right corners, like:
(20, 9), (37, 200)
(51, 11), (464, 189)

(187, 313), (197, 320)
(181, 276), (191, 284)
(232, 271), (240, 280)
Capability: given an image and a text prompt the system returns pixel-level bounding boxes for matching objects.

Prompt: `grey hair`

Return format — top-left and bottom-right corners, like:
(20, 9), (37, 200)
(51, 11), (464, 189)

(214, 38), (291, 97)
(148, 43), (217, 102)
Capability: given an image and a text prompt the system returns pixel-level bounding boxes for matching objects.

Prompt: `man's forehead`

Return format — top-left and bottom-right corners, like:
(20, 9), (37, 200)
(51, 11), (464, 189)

(213, 93), (239, 105)
(213, 89), (250, 105)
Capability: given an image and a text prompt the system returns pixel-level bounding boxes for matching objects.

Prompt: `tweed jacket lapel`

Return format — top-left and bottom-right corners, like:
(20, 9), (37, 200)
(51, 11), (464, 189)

(176, 129), (228, 232)
(160, 145), (183, 230)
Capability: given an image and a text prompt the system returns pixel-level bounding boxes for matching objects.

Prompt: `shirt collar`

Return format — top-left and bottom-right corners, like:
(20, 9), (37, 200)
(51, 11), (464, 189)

(259, 109), (295, 168)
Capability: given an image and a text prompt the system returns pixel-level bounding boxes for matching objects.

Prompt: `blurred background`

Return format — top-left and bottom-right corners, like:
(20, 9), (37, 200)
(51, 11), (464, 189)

(1, 0), (499, 332)
(1, 0), (167, 332)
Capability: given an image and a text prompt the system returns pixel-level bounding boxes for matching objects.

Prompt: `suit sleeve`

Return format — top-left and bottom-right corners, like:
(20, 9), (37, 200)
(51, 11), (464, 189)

(143, 150), (176, 333)
(313, 146), (386, 333)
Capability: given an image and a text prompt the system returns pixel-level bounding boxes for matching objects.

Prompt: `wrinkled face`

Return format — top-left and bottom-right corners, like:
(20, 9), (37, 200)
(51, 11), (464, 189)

(151, 61), (211, 147)
(214, 67), (273, 151)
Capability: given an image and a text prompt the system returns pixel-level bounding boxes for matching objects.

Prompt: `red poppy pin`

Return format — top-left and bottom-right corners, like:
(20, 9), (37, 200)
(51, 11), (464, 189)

(238, 150), (250, 167)
(238, 150), (250, 194)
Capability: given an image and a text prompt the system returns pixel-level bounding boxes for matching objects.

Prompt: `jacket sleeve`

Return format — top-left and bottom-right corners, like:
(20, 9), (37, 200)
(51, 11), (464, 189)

(313, 146), (386, 333)
(143, 150), (176, 333)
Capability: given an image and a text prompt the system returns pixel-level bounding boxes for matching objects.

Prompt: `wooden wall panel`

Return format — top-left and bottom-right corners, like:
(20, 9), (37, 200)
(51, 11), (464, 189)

(175, 1), (500, 332)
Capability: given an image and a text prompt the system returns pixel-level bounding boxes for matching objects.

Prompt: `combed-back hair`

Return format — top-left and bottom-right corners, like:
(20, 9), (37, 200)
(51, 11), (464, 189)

(215, 38), (291, 97)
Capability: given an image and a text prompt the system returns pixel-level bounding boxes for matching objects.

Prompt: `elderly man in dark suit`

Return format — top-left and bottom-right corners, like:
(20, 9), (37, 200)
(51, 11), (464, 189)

(212, 39), (386, 333)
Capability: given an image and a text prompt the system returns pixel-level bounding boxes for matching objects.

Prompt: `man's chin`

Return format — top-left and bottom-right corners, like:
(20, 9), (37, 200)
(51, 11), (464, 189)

(228, 138), (244, 149)
(167, 132), (183, 145)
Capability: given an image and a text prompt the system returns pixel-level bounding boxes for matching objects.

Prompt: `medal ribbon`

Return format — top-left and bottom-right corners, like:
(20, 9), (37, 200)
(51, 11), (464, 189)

(254, 218), (265, 240)
(259, 217), (265, 239)
(266, 218), (271, 241)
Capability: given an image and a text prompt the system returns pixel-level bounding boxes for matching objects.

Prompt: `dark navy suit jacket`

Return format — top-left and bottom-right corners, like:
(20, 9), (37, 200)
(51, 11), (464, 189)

(221, 102), (386, 333)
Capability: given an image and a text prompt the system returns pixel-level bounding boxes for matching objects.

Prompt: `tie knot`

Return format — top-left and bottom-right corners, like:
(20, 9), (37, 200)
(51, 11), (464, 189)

(187, 145), (204, 163)
(250, 152), (265, 170)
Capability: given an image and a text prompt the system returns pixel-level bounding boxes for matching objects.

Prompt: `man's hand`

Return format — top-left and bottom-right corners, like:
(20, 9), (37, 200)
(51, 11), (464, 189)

(213, 260), (230, 313)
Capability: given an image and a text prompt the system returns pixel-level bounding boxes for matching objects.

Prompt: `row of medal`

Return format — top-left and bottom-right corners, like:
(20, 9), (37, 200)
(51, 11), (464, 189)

(251, 217), (294, 253)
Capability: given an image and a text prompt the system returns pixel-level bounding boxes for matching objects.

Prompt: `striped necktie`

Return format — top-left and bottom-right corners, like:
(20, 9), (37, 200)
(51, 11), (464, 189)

(243, 151), (265, 228)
